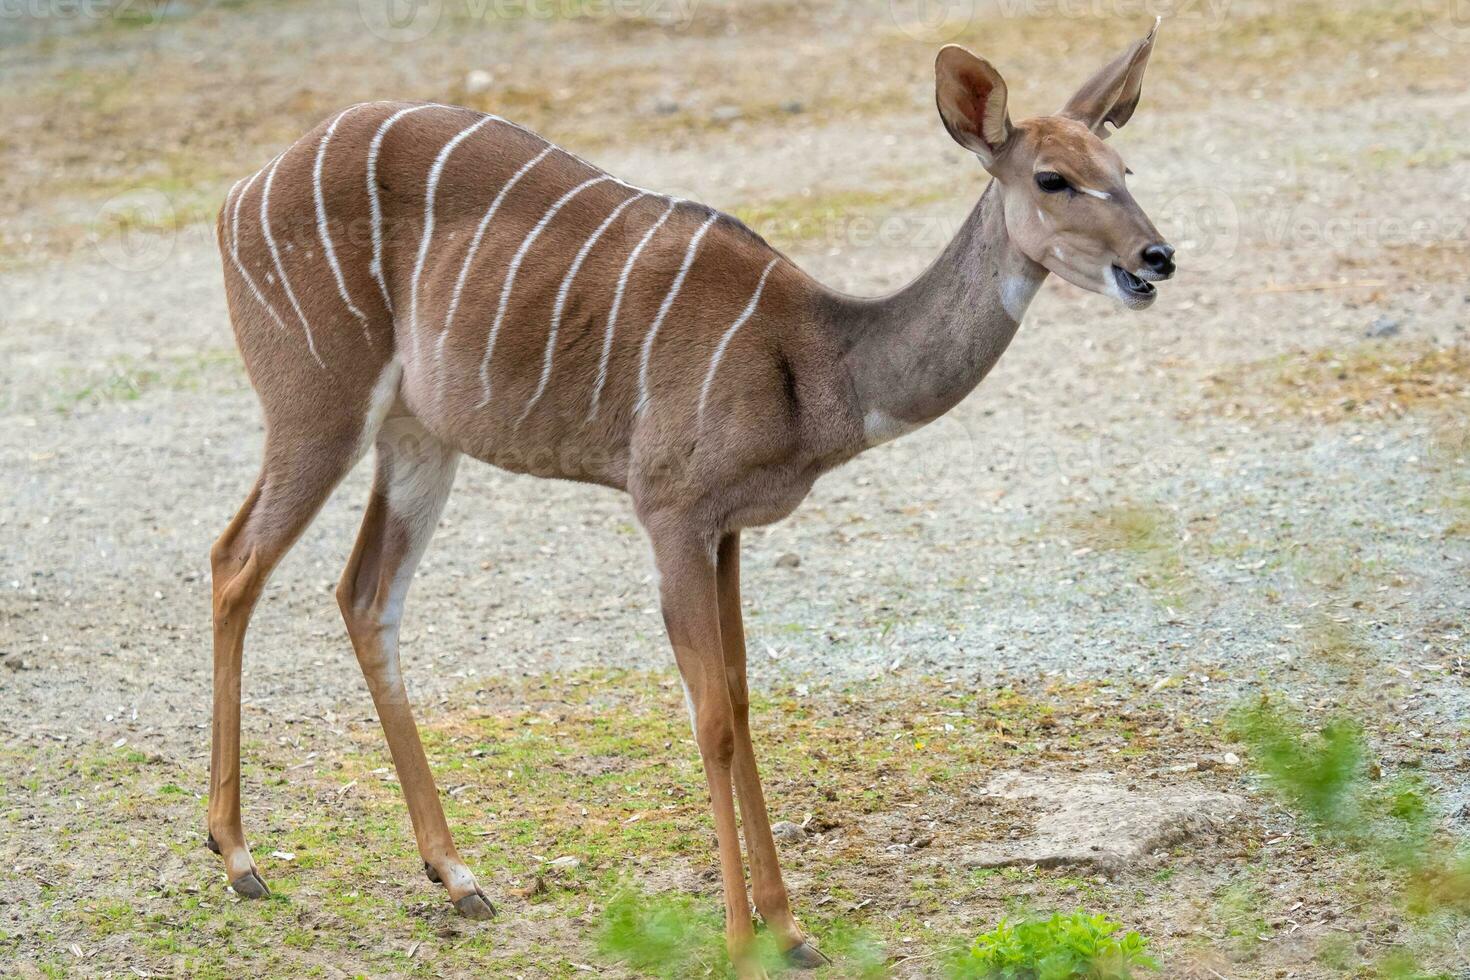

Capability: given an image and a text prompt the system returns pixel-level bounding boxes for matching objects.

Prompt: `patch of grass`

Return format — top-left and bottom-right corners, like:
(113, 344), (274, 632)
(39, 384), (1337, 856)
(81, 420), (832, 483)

(1443, 492), (1470, 539)
(5, 670), (1236, 977)
(729, 187), (950, 253)
(1302, 615), (1371, 667)
(1229, 699), (1430, 856)
(1429, 414), (1470, 462)
(1212, 881), (1270, 957)
(597, 888), (777, 977)
(597, 887), (892, 979)
(45, 349), (245, 413)
(1069, 503), (1190, 607)
(943, 911), (1157, 979)
(1213, 343), (1470, 423)
(1229, 697), (1470, 973)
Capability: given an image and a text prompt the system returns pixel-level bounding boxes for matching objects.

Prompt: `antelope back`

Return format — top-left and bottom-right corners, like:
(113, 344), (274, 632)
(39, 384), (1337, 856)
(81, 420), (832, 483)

(220, 102), (826, 492)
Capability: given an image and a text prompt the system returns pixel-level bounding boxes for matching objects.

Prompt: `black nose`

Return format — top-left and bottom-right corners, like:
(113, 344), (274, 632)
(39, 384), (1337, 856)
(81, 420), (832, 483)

(1141, 243), (1175, 277)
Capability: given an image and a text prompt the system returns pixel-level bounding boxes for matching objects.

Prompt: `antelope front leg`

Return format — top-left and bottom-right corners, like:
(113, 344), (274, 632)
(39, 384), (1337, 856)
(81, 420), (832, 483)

(716, 533), (829, 969)
(648, 524), (762, 977)
(336, 423), (493, 920)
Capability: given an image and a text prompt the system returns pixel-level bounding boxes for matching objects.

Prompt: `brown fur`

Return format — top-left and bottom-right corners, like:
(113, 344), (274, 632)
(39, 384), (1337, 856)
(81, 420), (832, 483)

(208, 24), (1173, 975)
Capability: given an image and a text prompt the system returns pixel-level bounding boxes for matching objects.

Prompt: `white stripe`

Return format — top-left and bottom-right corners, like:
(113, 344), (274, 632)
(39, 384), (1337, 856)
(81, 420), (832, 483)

(476, 174), (613, 409)
(517, 190), (648, 426)
(438, 144), (555, 366)
(634, 212), (720, 415)
(314, 106), (374, 345)
(409, 115), (495, 361)
(224, 168), (289, 333)
(260, 152), (325, 368)
(365, 102), (661, 327)
(586, 198), (680, 421)
(697, 257), (779, 425)
(464, 107), (660, 200)
(366, 103), (441, 316)
(220, 176), (244, 251)
(1077, 186), (1111, 200)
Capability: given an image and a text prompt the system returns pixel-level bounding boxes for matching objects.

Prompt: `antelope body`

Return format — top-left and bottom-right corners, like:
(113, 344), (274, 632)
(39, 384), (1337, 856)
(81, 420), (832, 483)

(209, 23), (1173, 974)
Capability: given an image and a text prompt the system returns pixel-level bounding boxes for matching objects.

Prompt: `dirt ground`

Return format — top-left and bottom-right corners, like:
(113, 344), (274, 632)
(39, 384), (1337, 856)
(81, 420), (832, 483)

(1, 0), (1468, 976)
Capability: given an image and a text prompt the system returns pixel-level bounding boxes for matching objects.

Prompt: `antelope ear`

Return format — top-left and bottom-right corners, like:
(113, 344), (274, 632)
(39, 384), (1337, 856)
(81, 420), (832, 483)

(935, 45), (1011, 169)
(1060, 18), (1159, 138)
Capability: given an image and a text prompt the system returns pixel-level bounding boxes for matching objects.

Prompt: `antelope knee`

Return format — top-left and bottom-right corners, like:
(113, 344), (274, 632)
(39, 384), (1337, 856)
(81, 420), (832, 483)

(696, 714), (736, 769)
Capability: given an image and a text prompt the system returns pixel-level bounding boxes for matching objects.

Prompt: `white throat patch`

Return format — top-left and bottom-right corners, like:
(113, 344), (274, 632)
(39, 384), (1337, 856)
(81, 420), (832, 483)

(1000, 271), (1043, 323)
(863, 409), (922, 447)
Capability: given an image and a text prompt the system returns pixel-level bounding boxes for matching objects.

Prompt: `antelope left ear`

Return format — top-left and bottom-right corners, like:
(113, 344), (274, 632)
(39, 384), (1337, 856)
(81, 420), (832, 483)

(1060, 18), (1160, 138)
(935, 45), (1011, 170)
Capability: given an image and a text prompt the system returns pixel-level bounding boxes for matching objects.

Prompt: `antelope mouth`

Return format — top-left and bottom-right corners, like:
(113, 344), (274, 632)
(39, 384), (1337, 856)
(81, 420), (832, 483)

(1111, 265), (1157, 309)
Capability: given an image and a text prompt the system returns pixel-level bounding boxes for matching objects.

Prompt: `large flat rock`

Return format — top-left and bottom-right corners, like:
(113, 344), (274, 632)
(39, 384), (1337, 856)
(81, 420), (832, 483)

(962, 771), (1244, 872)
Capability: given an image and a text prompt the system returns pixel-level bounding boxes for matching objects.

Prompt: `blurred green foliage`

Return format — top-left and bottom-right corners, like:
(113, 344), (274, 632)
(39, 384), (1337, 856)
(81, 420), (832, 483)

(1230, 697), (1470, 976)
(944, 912), (1157, 980)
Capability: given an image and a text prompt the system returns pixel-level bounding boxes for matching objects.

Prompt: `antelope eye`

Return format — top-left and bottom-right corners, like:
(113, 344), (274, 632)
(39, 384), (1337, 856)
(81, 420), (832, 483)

(1034, 171), (1069, 193)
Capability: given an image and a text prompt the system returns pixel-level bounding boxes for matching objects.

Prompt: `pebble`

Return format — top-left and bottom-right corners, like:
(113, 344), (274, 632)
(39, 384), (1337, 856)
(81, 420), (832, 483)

(1365, 315), (1400, 338)
(770, 821), (806, 843)
(775, 553), (801, 569)
(464, 69), (495, 95)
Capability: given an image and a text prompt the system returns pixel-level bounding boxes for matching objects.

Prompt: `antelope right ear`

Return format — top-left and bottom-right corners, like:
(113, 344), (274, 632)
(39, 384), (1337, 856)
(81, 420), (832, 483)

(1060, 18), (1159, 137)
(935, 45), (1011, 169)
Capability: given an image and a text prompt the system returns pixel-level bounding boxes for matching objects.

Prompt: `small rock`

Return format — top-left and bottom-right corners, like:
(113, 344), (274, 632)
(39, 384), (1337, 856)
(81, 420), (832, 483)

(710, 105), (743, 124)
(513, 876), (547, 898)
(1366, 315), (1400, 338)
(1221, 752), (1241, 767)
(962, 771), (1245, 872)
(770, 821), (806, 844)
(547, 855), (580, 870)
(464, 69), (495, 96)
(775, 553), (801, 569)
(652, 98), (680, 115)
(780, 100), (805, 114)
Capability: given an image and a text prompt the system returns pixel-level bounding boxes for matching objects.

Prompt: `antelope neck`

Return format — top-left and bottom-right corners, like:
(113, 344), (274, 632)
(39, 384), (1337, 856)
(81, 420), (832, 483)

(827, 181), (1046, 447)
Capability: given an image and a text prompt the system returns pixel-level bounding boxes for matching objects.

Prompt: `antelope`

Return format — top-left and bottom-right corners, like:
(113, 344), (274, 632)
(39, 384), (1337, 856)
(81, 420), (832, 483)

(208, 21), (1173, 974)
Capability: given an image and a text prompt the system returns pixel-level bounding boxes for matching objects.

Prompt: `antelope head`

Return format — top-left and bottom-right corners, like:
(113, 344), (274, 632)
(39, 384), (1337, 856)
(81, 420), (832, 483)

(936, 21), (1175, 310)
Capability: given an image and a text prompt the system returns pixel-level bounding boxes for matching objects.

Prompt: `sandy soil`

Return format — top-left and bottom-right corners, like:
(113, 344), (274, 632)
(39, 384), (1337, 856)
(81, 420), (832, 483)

(1, 0), (1468, 975)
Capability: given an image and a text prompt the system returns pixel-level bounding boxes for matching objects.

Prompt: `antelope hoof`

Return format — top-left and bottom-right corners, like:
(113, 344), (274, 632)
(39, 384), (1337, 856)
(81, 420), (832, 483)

(229, 869), (271, 899)
(453, 888), (496, 920)
(785, 940), (831, 969)
(423, 861), (442, 884)
(735, 963), (771, 980)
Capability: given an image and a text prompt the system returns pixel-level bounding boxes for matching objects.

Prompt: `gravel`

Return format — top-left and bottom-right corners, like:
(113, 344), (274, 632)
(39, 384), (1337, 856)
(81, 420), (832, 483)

(2, 5), (1467, 766)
